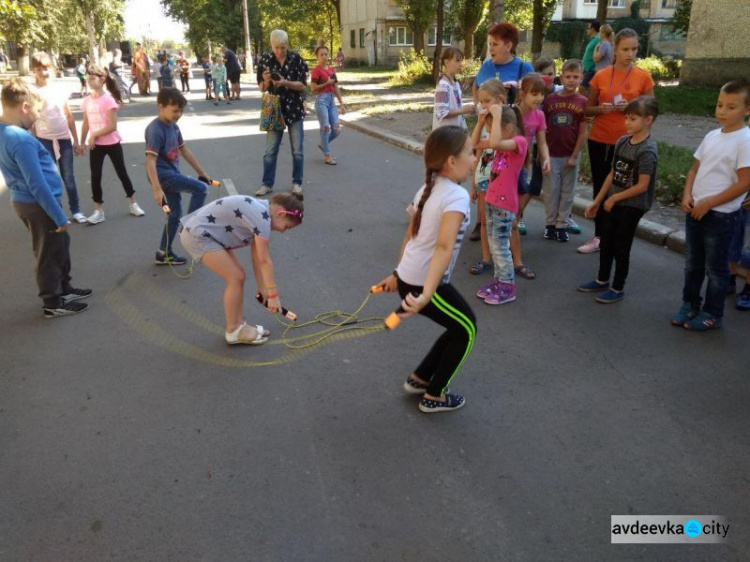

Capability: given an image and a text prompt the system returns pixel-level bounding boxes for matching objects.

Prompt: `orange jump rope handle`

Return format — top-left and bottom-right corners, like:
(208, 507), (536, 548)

(384, 312), (402, 330)
(370, 285), (384, 294)
(199, 176), (221, 188)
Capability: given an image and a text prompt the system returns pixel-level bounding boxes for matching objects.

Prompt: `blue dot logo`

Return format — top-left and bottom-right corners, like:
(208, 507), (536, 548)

(685, 519), (702, 538)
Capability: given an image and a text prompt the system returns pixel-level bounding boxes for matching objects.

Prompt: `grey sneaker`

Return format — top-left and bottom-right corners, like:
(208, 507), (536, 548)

(44, 300), (88, 318)
(255, 185), (273, 196)
(291, 183), (303, 195)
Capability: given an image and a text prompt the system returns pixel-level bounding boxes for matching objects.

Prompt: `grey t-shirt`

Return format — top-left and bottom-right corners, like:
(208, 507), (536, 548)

(181, 195), (272, 251)
(608, 135), (658, 211)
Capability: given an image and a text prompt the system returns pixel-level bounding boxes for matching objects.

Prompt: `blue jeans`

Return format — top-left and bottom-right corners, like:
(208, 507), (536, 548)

(159, 174), (208, 253)
(683, 210), (741, 318)
(38, 138), (80, 215)
(486, 204), (516, 284)
(262, 118), (304, 188)
(314, 93), (340, 155)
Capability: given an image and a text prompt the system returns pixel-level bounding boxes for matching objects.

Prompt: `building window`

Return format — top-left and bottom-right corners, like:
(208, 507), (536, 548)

(427, 26), (451, 47)
(359, 28), (365, 48)
(350, 30), (356, 49)
(583, 0), (625, 5)
(388, 26), (414, 46)
(662, 0), (676, 7)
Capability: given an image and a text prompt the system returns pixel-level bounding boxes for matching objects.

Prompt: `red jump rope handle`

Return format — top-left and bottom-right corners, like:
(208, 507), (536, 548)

(255, 292), (298, 322)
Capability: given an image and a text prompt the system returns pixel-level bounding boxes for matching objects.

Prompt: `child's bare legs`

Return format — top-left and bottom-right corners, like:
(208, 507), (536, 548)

(201, 249), (260, 339)
(511, 195), (535, 277)
(478, 193), (491, 263)
(518, 193), (532, 222)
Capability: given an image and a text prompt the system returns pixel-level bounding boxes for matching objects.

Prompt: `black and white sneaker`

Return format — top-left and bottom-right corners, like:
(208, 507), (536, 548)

(43, 301), (89, 318)
(418, 393), (465, 413)
(61, 288), (93, 303)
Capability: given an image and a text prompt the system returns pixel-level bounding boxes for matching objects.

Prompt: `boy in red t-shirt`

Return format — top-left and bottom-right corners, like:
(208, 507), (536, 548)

(542, 59), (588, 241)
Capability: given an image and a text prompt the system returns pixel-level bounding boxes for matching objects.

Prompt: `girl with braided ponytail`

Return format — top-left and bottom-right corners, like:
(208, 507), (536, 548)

(373, 126), (477, 413)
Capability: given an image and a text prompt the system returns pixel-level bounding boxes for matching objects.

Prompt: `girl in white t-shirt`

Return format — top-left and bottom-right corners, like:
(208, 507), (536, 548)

(80, 64), (145, 224)
(30, 53), (87, 223)
(374, 126), (477, 414)
(432, 47), (474, 131)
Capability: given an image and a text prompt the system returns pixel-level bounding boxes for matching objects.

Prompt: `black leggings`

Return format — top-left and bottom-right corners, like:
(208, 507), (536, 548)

(397, 279), (477, 397)
(587, 139), (616, 237)
(598, 205), (645, 291)
(89, 143), (135, 204)
(180, 73), (190, 91)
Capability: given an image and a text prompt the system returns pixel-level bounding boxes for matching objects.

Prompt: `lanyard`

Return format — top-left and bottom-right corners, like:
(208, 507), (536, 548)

(608, 65), (633, 98)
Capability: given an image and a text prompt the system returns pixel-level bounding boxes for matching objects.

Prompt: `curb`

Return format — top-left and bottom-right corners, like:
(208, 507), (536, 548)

(340, 113), (687, 255)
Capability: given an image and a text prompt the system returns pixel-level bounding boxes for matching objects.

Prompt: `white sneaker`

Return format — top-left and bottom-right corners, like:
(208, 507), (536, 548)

(255, 185), (273, 196)
(72, 212), (88, 224)
(291, 183), (303, 195)
(577, 236), (600, 254)
(129, 202), (145, 217)
(87, 209), (105, 224)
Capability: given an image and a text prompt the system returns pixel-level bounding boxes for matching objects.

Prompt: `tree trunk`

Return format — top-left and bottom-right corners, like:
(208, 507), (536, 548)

(596, 0), (608, 23)
(464, 29), (474, 59)
(86, 12), (98, 65)
(414, 29), (425, 54)
(490, 0), (505, 24)
(531, 0), (544, 62)
(17, 46), (29, 76)
(432, 0), (445, 82)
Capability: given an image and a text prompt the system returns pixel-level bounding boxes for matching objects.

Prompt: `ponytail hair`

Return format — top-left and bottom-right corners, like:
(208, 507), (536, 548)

(271, 191), (304, 225)
(87, 64), (122, 104)
(412, 126), (469, 236)
(505, 104), (528, 164)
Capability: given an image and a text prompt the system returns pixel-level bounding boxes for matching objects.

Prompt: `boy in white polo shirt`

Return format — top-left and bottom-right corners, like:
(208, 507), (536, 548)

(672, 79), (750, 331)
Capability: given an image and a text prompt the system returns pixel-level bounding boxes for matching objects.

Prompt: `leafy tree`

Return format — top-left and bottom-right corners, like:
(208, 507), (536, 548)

(490, 0), (504, 23)
(596, 0), (607, 24)
(673, 0), (692, 35)
(432, 0), (445, 81)
(395, 0), (435, 54)
(530, 0), (559, 61)
(449, 0), (486, 59)
(0, 0), (47, 60)
(612, 0), (650, 57)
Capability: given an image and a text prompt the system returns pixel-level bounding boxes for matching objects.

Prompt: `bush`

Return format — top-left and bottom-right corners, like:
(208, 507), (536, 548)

(636, 55), (681, 81)
(544, 21), (589, 59)
(389, 50), (433, 87)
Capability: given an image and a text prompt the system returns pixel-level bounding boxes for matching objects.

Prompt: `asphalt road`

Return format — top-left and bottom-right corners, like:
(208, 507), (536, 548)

(1, 77), (748, 561)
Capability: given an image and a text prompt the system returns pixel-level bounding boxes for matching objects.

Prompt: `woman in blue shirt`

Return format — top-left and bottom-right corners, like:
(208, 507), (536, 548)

(472, 22), (534, 107)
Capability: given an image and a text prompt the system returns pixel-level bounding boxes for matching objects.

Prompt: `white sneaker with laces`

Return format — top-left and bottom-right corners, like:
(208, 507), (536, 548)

(72, 212), (88, 224)
(577, 236), (600, 254)
(129, 202), (145, 216)
(87, 209), (105, 224)
(255, 185), (273, 196)
(291, 184), (303, 194)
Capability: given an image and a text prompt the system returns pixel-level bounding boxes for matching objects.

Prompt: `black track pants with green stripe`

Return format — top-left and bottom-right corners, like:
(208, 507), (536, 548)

(397, 280), (477, 397)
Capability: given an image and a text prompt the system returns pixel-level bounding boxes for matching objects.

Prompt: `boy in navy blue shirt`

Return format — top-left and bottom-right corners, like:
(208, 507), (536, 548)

(0, 79), (91, 317)
(146, 88), (214, 264)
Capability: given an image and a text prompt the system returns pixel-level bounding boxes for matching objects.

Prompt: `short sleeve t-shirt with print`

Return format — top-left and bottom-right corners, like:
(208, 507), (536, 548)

(607, 135), (658, 211)
(486, 135), (528, 214)
(433, 76), (466, 130)
(474, 125), (494, 185)
(34, 84), (71, 140)
(396, 176), (471, 287)
(475, 57), (534, 89)
(520, 107), (546, 148)
(589, 66), (655, 145)
(145, 118), (184, 180)
(256, 51), (309, 125)
(693, 127), (750, 213)
(82, 93), (121, 146)
(543, 91), (588, 157)
(310, 66), (337, 95)
(181, 195), (272, 252)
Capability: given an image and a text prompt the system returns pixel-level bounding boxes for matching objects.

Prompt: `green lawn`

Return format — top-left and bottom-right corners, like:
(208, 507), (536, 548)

(654, 85), (717, 117)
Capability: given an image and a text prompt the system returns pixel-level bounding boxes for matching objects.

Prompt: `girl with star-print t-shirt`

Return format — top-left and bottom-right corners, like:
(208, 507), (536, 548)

(179, 193), (304, 346)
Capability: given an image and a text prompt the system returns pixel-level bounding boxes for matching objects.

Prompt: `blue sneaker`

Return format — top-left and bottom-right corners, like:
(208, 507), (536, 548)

(737, 292), (750, 311)
(518, 220), (527, 235)
(567, 218), (582, 234)
(577, 279), (610, 292)
(418, 393), (465, 413)
(671, 302), (698, 326)
(683, 311), (722, 331)
(595, 288), (624, 303)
